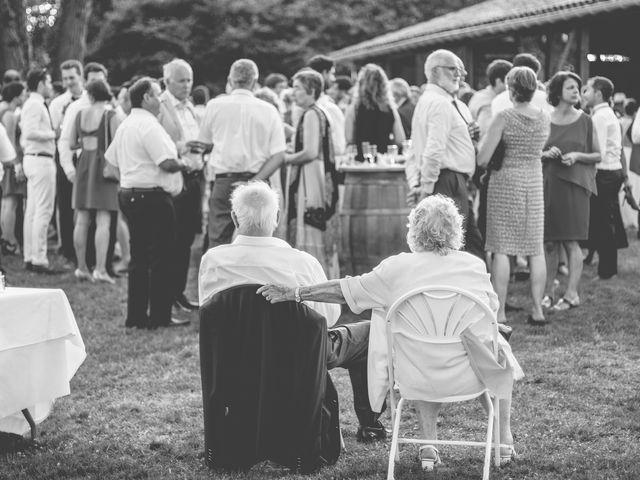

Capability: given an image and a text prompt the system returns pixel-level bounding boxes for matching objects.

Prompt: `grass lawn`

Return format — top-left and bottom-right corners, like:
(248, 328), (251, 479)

(1, 234), (640, 480)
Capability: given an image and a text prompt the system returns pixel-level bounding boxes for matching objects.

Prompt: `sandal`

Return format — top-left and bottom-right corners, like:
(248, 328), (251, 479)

(500, 445), (517, 466)
(551, 297), (579, 312)
(1, 240), (18, 255)
(541, 295), (554, 309)
(527, 315), (549, 326)
(418, 445), (441, 471)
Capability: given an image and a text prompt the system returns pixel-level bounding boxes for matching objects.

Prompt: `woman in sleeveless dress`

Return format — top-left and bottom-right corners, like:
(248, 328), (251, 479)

(68, 79), (121, 283)
(478, 67), (550, 325)
(285, 70), (334, 274)
(345, 63), (405, 162)
(541, 72), (601, 312)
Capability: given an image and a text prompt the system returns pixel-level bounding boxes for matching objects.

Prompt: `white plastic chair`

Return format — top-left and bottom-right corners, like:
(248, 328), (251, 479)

(384, 285), (508, 480)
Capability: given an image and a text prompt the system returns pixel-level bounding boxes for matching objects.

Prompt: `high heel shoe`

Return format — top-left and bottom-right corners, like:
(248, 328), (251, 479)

(74, 269), (94, 282)
(418, 445), (441, 471)
(500, 445), (517, 466)
(92, 270), (115, 284)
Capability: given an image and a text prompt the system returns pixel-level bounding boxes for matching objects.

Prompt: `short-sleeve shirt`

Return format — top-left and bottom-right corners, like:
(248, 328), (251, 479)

(198, 89), (286, 174)
(104, 108), (183, 196)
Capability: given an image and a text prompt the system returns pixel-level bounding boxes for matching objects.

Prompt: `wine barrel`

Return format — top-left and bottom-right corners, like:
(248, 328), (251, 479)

(340, 165), (411, 276)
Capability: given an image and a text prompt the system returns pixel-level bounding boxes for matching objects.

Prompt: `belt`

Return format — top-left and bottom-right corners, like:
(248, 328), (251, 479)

(119, 187), (166, 193)
(215, 172), (255, 179)
(440, 168), (470, 181)
(25, 152), (53, 158)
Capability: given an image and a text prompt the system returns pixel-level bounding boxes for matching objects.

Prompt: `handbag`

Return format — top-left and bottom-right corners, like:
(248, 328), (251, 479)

(301, 164), (327, 232)
(487, 139), (505, 172)
(101, 110), (120, 183)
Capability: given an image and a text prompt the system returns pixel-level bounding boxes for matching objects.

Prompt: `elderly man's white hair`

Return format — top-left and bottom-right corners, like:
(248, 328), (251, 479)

(229, 59), (259, 89)
(406, 194), (464, 255)
(231, 181), (279, 233)
(163, 58), (192, 80)
(423, 49), (457, 81)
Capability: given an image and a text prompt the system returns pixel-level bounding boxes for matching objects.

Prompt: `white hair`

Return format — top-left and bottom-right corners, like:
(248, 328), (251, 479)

(231, 181), (279, 234)
(424, 49), (455, 81)
(163, 58), (192, 81)
(229, 59), (259, 89)
(406, 195), (464, 255)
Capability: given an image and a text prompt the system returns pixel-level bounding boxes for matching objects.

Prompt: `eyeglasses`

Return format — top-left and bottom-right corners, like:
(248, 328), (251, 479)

(435, 65), (465, 77)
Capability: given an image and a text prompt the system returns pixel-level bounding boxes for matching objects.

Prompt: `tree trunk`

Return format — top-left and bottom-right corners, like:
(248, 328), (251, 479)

(0, 0), (28, 73)
(53, 0), (93, 70)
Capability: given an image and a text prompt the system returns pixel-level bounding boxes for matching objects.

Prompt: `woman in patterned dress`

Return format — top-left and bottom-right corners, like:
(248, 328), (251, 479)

(478, 66), (550, 325)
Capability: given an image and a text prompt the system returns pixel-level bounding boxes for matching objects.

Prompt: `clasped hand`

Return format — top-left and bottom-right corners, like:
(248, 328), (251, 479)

(256, 284), (293, 303)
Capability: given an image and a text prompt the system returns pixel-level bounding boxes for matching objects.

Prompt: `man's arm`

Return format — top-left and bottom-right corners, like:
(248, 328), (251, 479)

(21, 102), (55, 142)
(58, 102), (82, 180)
(632, 112), (640, 144)
(252, 152), (284, 181)
(420, 102), (452, 195)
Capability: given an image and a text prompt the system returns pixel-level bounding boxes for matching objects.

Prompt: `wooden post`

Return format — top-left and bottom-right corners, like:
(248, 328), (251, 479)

(579, 27), (590, 81)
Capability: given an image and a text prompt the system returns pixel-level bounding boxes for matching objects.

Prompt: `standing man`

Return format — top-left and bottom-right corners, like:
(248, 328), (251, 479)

(308, 55), (346, 157)
(491, 54), (551, 116)
(21, 68), (61, 274)
(158, 58), (203, 312)
(406, 49), (483, 259)
(198, 59), (285, 248)
(105, 77), (191, 329)
(468, 59), (512, 138)
(49, 59), (84, 263)
(582, 76), (626, 280)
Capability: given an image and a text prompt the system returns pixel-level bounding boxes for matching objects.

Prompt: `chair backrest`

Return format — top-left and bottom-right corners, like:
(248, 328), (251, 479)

(384, 285), (499, 403)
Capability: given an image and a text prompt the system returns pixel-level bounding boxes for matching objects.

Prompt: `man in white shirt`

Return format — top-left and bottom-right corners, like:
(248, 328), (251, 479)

(105, 77), (192, 330)
(406, 49), (483, 258)
(198, 59), (285, 247)
(468, 59), (512, 138)
(20, 68), (61, 274)
(491, 54), (551, 116)
(582, 76), (625, 280)
(200, 182), (387, 442)
(48, 59), (84, 262)
(158, 59), (204, 312)
(308, 55), (347, 158)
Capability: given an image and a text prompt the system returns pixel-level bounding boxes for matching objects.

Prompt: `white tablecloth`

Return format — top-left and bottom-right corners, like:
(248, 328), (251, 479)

(0, 287), (86, 435)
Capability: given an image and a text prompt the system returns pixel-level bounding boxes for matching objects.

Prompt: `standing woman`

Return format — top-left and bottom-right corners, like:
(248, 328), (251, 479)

(477, 67), (550, 325)
(541, 72), (600, 311)
(285, 69), (332, 272)
(69, 79), (121, 283)
(345, 63), (405, 161)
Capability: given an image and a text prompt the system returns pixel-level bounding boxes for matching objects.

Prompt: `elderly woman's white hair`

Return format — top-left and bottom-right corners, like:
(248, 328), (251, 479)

(231, 181), (279, 233)
(406, 194), (464, 255)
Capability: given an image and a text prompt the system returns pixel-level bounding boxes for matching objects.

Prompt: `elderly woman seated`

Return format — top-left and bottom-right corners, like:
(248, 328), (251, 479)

(259, 195), (523, 471)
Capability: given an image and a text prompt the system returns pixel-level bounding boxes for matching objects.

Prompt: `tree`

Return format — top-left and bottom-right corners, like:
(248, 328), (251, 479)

(50, 0), (93, 69)
(0, 0), (28, 72)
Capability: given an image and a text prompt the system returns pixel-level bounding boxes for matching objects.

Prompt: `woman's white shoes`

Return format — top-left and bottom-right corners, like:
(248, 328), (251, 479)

(74, 269), (94, 282)
(92, 270), (115, 284)
(418, 445), (441, 471)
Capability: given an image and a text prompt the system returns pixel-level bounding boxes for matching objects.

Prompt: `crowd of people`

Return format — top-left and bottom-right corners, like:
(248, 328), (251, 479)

(0, 46), (636, 471)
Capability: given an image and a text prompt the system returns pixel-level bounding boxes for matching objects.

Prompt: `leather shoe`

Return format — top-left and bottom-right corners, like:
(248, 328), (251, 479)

(356, 420), (387, 443)
(165, 317), (191, 328)
(174, 293), (199, 312)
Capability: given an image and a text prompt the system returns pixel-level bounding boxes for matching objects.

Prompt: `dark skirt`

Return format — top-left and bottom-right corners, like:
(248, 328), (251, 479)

(1, 165), (26, 197)
(544, 174), (590, 241)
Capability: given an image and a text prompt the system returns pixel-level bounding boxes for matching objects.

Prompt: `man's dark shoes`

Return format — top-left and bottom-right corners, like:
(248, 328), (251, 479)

(29, 264), (63, 275)
(356, 420), (387, 443)
(174, 293), (199, 312)
(166, 317), (191, 327)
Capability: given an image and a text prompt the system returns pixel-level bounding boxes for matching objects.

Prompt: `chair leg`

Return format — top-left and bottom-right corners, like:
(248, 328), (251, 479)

(387, 397), (404, 480)
(339, 426), (346, 452)
(482, 392), (494, 480)
(493, 396), (501, 468)
(21, 409), (36, 441)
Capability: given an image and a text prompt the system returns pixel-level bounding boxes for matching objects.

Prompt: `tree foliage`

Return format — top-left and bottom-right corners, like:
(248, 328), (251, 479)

(0, 0), (29, 71)
(87, 0), (482, 89)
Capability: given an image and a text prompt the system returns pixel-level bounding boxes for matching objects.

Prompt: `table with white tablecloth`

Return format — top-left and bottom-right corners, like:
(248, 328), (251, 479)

(0, 287), (86, 436)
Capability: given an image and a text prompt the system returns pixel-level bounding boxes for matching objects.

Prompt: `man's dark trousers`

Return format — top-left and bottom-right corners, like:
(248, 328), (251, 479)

(55, 151), (75, 261)
(119, 189), (176, 328)
(170, 173), (203, 299)
(327, 320), (384, 426)
(433, 168), (485, 259)
(208, 173), (253, 247)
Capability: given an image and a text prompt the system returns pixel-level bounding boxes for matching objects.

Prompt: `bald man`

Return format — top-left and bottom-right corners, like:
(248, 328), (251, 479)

(406, 49), (484, 259)
(158, 59), (204, 312)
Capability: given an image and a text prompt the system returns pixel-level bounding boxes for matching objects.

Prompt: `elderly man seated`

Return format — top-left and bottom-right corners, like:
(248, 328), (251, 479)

(198, 181), (387, 442)
(259, 195), (524, 471)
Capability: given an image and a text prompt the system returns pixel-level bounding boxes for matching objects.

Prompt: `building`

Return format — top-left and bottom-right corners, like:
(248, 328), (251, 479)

(331, 0), (640, 98)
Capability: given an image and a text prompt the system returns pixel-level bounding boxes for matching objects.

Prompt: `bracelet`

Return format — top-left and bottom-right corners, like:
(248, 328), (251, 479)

(294, 287), (301, 303)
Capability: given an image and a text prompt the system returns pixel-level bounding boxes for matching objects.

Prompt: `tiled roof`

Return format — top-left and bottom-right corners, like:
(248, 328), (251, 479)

(331, 0), (640, 61)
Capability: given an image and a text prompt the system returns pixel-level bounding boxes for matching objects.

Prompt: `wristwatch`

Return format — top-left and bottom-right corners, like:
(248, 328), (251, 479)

(294, 287), (301, 303)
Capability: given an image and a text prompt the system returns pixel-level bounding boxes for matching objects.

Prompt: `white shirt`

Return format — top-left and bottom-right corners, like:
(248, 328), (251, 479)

(467, 86), (496, 138)
(630, 111), (640, 144)
(491, 88), (551, 117)
(19, 92), (55, 156)
(198, 89), (286, 175)
(592, 102), (622, 171)
(48, 90), (81, 132)
(406, 84), (476, 191)
(104, 108), (183, 196)
(58, 92), (91, 177)
(317, 93), (346, 156)
(0, 123), (17, 181)
(198, 235), (341, 327)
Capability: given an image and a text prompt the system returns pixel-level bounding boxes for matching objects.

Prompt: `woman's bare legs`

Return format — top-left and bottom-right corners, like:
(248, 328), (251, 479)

(1, 196), (19, 246)
(491, 253), (510, 323)
(528, 253), (546, 320)
(73, 210), (91, 273)
(94, 210), (111, 274)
